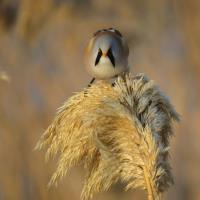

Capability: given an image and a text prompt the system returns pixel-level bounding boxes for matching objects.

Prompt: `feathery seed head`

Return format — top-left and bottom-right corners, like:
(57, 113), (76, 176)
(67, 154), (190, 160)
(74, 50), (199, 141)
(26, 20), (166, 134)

(35, 73), (179, 200)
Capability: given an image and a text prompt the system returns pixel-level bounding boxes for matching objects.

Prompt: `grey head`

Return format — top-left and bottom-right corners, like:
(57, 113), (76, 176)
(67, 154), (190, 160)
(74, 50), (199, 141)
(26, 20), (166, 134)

(85, 28), (129, 80)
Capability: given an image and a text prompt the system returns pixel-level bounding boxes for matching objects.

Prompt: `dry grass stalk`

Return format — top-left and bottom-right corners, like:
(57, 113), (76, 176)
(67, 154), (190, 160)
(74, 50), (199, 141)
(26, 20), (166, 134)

(35, 73), (179, 200)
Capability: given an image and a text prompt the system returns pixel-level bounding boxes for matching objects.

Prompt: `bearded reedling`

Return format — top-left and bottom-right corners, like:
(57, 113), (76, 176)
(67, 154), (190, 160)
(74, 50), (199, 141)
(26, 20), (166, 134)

(85, 28), (129, 85)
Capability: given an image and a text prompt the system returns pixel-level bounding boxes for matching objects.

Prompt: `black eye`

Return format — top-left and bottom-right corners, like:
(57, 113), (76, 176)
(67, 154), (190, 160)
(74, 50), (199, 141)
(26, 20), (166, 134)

(95, 48), (102, 66)
(107, 48), (115, 67)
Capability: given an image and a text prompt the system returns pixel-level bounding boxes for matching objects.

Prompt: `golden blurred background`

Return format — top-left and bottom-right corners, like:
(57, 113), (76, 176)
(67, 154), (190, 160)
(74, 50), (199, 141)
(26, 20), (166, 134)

(0, 0), (199, 199)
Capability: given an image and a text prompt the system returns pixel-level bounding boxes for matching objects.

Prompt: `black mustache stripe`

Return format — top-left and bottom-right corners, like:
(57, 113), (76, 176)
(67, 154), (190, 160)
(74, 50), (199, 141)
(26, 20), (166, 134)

(95, 49), (102, 66)
(107, 48), (115, 67)
(95, 48), (115, 68)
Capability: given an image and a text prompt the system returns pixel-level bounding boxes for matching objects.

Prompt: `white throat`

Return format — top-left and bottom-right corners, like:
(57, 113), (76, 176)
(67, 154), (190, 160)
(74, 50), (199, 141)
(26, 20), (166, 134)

(99, 56), (110, 65)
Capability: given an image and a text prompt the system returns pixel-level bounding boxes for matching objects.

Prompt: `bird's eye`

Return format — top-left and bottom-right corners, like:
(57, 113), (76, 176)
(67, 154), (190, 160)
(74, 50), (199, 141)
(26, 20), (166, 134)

(107, 48), (115, 67)
(95, 48), (102, 66)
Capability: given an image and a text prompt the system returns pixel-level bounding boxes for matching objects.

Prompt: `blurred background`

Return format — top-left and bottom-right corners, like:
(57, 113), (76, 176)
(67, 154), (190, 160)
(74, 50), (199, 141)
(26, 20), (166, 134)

(0, 0), (199, 199)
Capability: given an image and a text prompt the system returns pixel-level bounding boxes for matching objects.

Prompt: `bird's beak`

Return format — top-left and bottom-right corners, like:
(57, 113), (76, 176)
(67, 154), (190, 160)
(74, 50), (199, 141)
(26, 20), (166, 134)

(102, 52), (107, 57)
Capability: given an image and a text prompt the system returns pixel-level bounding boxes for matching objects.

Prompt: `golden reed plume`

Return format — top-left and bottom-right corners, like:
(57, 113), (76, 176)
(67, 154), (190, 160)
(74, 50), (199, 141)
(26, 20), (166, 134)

(35, 73), (179, 200)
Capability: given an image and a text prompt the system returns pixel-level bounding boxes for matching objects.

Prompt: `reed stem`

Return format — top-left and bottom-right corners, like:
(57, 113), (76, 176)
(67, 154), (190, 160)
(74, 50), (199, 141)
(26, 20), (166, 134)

(143, 166), (154, 200)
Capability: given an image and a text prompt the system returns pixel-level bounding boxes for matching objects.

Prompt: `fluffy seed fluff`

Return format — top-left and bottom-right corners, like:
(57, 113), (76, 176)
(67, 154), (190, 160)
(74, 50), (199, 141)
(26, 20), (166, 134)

(35, 73), (179, 200)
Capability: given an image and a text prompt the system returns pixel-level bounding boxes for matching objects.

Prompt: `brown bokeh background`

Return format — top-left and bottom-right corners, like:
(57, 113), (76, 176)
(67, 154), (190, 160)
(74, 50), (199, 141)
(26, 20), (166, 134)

(0, 0), (199, 199)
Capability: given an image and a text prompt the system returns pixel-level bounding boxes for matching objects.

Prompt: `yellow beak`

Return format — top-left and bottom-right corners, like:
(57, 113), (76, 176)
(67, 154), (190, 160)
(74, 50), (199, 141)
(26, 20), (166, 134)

(102, 52), (107, 57)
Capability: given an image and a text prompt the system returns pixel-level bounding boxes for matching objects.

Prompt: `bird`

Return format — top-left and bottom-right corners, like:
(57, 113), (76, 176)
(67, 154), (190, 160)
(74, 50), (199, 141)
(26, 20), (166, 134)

(85, 28), (129, 85)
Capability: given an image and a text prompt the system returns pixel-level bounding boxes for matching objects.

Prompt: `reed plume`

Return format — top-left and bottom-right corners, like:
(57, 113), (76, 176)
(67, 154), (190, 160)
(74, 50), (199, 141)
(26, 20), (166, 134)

(35, 73), (179, 200)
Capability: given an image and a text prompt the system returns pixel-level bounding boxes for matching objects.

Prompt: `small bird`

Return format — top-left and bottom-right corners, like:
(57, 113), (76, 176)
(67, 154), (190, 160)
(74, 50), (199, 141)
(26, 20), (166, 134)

(85, 28), (129, 85)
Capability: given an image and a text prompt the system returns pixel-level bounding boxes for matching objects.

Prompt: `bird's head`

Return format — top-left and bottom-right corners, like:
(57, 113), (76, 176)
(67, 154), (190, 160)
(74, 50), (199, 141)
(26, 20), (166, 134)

(85, 28), (129, 79)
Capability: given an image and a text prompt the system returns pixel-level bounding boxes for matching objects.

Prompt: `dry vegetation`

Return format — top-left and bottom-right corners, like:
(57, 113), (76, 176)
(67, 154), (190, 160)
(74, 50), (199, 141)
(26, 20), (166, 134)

(0, 0), (200, 200)
(36, 74), (179, 200)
